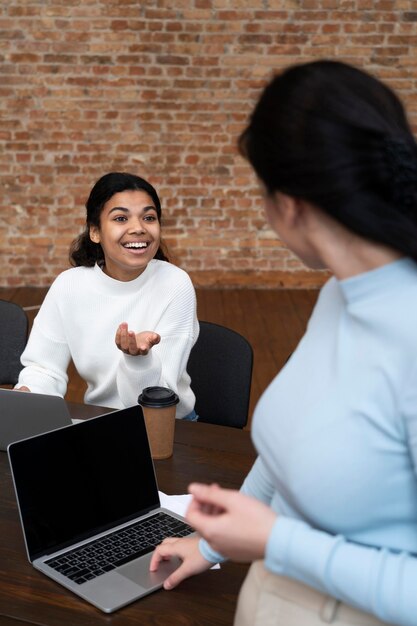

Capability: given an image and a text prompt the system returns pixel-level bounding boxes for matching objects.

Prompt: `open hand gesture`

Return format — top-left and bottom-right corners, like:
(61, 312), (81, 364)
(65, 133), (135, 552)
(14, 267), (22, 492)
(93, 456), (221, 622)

(115, 323), (160, 356)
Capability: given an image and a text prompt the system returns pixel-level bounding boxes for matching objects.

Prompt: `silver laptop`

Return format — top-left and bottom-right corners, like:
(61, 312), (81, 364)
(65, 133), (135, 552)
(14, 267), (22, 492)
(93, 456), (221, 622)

(7, 405), (195, 613)
(0, 388), (72, 451)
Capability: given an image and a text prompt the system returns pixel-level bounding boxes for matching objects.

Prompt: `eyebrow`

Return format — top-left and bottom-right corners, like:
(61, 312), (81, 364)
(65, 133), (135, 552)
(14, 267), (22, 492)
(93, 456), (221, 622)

(107, 205), (157, 215)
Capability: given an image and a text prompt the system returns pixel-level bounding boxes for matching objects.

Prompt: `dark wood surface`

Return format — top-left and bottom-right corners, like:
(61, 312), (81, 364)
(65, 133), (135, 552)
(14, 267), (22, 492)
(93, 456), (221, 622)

(0, 407), (256, 626)
(0, 286), (318, 623)
(0, 287), (319, 425)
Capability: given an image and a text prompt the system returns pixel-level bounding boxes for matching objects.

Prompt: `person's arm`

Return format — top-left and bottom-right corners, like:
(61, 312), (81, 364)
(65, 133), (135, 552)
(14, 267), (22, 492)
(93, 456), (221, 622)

(264, 517), (417, 626)
(16, 284), (70, 397)
(186, 435), (417, 626)
(184, 483), (417, 626)
(177, 431), (417, 626)
(151, 483), (278, 591)
(191, 465), (417, 626)
(115, 274), (198, 409)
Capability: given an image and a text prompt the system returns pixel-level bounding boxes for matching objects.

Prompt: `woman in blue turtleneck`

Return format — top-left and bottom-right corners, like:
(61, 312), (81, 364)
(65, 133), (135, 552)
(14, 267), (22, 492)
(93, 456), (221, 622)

(151, 60), (417, 626)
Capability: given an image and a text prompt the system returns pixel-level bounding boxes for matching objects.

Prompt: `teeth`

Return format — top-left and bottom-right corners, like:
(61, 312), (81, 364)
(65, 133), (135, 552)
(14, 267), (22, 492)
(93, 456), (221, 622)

(124, 242), (148, 248)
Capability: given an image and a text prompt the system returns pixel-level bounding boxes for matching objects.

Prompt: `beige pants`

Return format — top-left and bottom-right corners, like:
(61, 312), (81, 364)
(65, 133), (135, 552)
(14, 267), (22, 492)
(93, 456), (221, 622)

(234, 561), (391, 626)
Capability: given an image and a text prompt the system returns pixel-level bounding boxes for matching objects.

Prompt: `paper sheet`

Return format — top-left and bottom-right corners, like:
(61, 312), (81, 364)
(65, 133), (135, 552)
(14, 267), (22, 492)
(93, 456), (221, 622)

(159, 491), (193, 515)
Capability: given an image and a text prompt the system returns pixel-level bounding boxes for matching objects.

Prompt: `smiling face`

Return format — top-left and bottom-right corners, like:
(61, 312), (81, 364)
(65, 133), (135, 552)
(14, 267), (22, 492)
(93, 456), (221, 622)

(89, 189), (161, 281)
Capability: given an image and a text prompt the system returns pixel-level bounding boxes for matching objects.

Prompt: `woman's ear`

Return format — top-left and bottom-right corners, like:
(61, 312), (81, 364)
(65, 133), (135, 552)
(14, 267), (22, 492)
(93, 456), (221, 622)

(274, 192), (300, 227)
(89, 226), (100, 244)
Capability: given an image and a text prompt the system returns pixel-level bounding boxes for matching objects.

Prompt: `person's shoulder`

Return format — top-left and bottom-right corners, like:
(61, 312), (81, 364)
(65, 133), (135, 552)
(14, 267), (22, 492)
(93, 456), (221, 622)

(313, 275), (338, 304)
(49, 266), (95, 291)
(149, 260), (193, 285)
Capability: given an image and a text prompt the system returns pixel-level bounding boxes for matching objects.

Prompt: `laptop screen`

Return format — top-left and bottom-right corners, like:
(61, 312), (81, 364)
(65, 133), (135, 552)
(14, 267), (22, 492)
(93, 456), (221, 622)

(8, 406), (160, 561)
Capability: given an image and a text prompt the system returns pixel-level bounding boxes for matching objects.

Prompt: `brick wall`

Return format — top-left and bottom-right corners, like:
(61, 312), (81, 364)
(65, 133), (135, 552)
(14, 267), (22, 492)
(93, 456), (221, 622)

(1, 0), (416, 288)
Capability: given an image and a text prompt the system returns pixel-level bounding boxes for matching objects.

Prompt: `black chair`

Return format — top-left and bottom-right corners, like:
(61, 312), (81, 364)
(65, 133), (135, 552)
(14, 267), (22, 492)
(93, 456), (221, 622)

(187, 321), (253, 428)
(0, 300), (29, 385)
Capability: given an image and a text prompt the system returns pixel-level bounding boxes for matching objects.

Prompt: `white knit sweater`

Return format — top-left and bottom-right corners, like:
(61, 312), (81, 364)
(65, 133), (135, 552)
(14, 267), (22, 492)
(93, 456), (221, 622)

(17, 260), (199, 417)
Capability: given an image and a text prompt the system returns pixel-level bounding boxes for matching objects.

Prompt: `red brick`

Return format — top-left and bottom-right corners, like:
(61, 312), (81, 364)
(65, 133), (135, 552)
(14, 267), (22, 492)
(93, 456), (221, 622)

(10, 53), (41, 63)
(8, 6), (40, 16)
(3, 2), (417, 288)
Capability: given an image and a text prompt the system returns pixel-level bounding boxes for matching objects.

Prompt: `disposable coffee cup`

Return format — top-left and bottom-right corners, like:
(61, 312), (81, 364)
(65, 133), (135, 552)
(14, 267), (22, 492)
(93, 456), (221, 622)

(138, 386), (179, 460)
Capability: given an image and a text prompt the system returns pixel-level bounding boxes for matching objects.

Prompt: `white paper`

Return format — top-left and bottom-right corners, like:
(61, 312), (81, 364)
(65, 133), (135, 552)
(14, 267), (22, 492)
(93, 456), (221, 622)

(158, 491), (193, 516)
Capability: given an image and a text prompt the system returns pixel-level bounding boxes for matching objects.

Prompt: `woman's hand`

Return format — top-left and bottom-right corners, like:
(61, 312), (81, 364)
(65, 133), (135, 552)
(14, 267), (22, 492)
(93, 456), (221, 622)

(186, 483), (277, 562)
(14, 386), (31, 392)
(150, 534), (213, 590)
(115, 323), (160, 356)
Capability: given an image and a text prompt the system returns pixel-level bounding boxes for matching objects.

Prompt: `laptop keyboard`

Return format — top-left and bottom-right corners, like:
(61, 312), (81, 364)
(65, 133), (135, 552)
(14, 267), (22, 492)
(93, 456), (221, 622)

(45, 511), (194, 585)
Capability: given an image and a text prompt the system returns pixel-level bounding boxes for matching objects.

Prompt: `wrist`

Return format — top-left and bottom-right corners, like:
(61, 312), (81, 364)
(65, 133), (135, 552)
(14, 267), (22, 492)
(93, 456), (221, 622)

(260, 510), (278, 559)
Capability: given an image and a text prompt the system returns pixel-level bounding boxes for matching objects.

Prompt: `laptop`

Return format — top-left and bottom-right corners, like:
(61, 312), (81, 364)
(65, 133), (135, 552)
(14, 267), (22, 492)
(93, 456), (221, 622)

(7, 405), (195, 613)
(0, 388), (72, 451)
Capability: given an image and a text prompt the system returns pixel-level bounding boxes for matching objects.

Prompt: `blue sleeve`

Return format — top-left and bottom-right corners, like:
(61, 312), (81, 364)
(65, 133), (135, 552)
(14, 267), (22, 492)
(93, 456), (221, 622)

(265, 516), (417, 626)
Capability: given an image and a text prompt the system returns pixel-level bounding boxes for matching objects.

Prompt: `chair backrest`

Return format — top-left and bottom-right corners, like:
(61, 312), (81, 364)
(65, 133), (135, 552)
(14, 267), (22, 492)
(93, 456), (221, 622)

(187, 321), (253, 428)
(0, 300), (29, 385)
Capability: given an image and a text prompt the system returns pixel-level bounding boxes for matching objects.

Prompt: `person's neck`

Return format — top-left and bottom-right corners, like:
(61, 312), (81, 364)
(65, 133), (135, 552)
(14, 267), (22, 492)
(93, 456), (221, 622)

(323, 239), (403, 280)
(307, 212), (403, 280)
(100, 263), (147, 282)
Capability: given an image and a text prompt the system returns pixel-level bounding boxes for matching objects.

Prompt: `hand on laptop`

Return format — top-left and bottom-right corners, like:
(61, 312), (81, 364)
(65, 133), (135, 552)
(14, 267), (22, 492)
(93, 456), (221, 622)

(150, 535), (213, 590)
(14, 386), (31, 392)
(115, 323), (160, 356)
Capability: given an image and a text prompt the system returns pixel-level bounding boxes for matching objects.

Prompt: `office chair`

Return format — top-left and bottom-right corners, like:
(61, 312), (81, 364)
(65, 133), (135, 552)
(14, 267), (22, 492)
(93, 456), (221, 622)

(0, 300), (29, 385)
(187, 321), (253, 428)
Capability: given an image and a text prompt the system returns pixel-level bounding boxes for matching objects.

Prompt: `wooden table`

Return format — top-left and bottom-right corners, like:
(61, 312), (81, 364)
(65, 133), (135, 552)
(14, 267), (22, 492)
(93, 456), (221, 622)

(0, 404), (256, 626)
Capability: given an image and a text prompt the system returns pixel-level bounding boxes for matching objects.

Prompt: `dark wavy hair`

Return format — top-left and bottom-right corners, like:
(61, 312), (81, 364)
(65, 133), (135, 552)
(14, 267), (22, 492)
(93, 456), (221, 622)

(239, 60), (417, 260)
(70, 172), (169, 267)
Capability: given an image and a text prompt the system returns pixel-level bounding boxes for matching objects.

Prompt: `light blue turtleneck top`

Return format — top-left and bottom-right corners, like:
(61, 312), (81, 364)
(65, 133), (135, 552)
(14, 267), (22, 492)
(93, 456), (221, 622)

(200, 258), (417, 626)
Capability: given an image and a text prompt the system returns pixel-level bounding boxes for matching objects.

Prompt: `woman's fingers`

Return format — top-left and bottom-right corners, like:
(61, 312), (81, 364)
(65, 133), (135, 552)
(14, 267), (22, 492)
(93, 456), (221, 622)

(134, 331), (161, 355)
(186, 484), (231, 537)
(115, 323), (129, 350)
(186, 484), (277, 562)
(163, 560), (197, 590)
(188, 483), (231, 510)
(128, 331), (139, 353)
(116, 326), (161, 355)
(149, 538), (177, 571)
(150, 535), (212, 590)
(150, 540), (189, 589)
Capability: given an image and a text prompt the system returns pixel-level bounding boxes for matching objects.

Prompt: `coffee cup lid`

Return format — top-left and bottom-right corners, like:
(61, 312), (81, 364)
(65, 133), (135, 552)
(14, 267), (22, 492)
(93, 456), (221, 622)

(138, 386), (179, 408)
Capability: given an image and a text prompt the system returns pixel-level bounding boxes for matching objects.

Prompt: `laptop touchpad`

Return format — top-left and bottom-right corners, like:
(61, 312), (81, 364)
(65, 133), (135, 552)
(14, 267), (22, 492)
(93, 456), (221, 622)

(120, 554), (182, 589)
